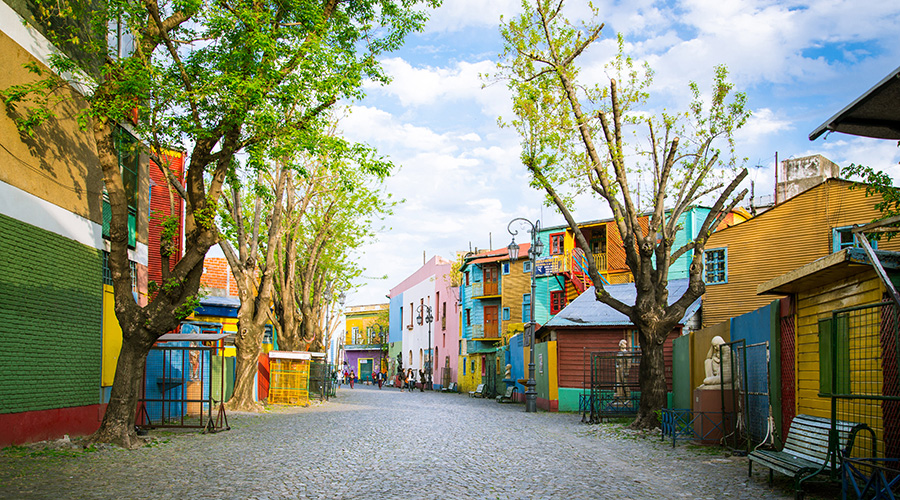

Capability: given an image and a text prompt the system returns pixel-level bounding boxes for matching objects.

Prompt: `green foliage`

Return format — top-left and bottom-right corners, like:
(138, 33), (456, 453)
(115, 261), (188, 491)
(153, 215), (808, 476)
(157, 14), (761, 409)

(173, 293), (203, 321)
(843, 163), (900, 239)
(844, 163), (900, 217)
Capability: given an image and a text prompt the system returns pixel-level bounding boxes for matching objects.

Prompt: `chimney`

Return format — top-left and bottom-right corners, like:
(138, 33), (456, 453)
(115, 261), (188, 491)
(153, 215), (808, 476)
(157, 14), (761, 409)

(776, 154), (840, 204)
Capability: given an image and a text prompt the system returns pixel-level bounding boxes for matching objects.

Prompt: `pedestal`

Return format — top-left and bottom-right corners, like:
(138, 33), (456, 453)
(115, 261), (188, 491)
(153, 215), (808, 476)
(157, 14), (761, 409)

(693, 388), (735, 444)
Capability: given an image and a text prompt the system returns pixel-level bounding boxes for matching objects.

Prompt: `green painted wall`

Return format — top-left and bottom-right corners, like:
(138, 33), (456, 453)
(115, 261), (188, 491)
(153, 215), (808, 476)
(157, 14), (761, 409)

(0, 214), (102, 413)
(558, 387), (583, 412)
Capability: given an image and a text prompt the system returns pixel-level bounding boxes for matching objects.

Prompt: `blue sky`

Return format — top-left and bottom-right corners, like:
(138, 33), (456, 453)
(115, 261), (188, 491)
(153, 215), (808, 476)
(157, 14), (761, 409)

(340, 0), (900, 306)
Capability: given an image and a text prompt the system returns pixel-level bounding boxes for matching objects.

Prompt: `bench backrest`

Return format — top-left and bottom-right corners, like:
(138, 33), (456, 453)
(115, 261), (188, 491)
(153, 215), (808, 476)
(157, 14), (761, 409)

(783, 414), (862, 467)
(475, 384), (484, 393)
(504, 386), (515, 397)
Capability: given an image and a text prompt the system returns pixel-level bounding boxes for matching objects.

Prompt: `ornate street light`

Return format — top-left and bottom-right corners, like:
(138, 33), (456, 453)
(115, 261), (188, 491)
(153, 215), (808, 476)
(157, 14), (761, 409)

(507, 217), (543, 412)
(416, 303), (434, 390)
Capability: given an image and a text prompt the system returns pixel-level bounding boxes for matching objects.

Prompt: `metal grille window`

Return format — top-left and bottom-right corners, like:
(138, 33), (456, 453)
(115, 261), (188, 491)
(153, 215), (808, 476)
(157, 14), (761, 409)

(502, 307), (510, 321)
(102, 251), (113, 285)
(704, 248), (727, 284)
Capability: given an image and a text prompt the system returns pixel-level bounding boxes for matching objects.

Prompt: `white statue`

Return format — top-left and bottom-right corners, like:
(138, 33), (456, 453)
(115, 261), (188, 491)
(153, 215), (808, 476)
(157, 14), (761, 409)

(615, 339), (628, 398)
(700, 336), (732, 388)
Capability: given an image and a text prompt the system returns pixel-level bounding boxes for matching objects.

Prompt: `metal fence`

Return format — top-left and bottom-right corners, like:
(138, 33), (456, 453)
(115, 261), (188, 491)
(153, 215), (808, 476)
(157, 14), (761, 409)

(736, 341), (772, 449)
(583, 351), (643, 423)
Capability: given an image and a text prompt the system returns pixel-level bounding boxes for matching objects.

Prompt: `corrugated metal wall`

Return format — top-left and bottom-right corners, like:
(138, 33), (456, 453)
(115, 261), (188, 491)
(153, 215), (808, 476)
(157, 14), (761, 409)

(704, 180), (900, 329)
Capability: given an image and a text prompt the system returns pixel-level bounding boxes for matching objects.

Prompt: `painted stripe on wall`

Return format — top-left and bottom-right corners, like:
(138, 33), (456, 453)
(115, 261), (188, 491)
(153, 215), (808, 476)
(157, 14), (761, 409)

(0, 180), (103, 250)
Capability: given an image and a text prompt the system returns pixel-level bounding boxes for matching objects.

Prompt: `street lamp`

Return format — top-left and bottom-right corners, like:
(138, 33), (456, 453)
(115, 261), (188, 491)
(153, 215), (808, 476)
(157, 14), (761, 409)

(507, 217), (543, 413)
(416, 304), (434, 390)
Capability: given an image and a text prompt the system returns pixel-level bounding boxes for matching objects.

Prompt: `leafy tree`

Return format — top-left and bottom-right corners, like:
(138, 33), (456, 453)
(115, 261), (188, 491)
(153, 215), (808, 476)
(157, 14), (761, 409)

(496, 0), (750, 428)
(3, 0), (437, 447)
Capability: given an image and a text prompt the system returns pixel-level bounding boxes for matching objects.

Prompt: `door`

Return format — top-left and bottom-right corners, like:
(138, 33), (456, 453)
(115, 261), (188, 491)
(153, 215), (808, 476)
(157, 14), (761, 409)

(359, 358), (373, 384)
(484, 305), (499, 338)
(484, 265), (499, 295)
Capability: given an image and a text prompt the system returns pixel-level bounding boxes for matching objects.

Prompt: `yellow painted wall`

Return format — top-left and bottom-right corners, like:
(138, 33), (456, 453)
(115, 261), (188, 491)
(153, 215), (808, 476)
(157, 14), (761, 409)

(101, 285), (121, 386)
(457, 354), (483, 393)
(794, 269), (883, 420)
(546, 340), (558, 402)
(704, 180), (900, 328)
(501, 261), (531, 328)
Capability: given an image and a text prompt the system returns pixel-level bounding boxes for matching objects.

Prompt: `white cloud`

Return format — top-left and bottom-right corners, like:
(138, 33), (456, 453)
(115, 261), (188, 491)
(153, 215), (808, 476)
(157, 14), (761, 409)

(737, 108), (794, 145)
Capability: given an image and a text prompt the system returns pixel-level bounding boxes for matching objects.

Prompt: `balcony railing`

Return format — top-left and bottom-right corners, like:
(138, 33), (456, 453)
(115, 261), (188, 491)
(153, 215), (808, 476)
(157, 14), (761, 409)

(472, 323), (499, 339)
(470, 282), (500, 298)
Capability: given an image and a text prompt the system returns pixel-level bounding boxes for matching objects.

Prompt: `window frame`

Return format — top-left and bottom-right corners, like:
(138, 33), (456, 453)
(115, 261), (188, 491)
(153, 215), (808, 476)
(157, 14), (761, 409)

(704, 247), (727, 285)
(550, 232), (564, 256)
(502, 307), (510, 321)
(832, 226), (877, 253)
(523, 261), (532, 273)
(550, 290), (566, 314)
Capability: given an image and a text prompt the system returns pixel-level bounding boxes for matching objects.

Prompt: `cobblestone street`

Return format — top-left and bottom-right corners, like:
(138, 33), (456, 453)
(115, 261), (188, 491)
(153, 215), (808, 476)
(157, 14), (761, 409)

(0, 386), (840, 499)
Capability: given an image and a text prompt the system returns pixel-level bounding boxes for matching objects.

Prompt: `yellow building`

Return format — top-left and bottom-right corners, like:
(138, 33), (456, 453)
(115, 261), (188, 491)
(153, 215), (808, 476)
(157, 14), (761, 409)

(704, 176), (900, 329)
(759, 247), (899, 460)
(342, 304), (389, 383)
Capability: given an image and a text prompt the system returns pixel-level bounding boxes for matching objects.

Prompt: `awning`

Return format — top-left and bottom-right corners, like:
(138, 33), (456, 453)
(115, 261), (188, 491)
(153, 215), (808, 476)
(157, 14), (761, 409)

(810, 66), (900, 140)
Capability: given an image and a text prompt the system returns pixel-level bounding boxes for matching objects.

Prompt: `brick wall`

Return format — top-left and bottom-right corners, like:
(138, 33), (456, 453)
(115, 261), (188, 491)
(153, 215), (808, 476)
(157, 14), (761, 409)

(0, 214), (102, 413)
(200, 257), (238, 297)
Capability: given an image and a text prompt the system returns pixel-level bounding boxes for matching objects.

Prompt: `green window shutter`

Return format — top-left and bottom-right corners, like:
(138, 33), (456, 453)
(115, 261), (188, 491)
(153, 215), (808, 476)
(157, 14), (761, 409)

(835, 315), (850, 395)
(818, 316), (850, 396)
(127, 208), (136, 248)
(102, 196), (111, 239)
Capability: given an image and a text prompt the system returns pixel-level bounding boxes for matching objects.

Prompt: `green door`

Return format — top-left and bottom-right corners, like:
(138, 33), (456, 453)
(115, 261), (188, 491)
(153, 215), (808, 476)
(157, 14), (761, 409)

(359, 359), (373, 384)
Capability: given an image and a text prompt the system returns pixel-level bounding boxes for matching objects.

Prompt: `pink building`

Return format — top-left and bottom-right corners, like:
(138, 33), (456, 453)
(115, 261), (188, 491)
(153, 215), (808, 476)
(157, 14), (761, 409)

(387, 256), (460, 390)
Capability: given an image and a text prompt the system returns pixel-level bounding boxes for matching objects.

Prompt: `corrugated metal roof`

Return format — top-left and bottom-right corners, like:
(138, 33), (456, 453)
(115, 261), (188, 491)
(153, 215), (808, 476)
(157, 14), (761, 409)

(200, 295), (241, 308)
(466, 243), (531, 266)
(544, 278), (701, 327)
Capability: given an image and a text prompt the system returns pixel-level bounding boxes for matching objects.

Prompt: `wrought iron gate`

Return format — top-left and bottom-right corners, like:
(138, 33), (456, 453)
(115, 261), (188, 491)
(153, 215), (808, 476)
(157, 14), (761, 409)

(585, 350), (641, 423)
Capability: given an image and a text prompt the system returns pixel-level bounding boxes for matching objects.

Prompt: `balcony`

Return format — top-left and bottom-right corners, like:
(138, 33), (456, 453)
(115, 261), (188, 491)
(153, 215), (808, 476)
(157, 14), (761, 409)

(471, 323), (499, 339)
(471, 282), (500, 299)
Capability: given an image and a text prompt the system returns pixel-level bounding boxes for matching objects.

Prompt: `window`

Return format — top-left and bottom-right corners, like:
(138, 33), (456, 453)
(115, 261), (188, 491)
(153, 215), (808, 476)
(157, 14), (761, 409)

(502, 307), (510, 321)
(466, 308), (471, 326)
(832, 226), (877, 253)
(465, 271), (470, 286)
(550, 290), (566, 314)
(409, 302), (414, 328)
(550, 233), (564, 255)
(704, 248), (727, 284)
(502, 262), (510, 274)
(523, 261), (532, 273)
(522, 293), (531, 323)
(352, 326), (360, 344)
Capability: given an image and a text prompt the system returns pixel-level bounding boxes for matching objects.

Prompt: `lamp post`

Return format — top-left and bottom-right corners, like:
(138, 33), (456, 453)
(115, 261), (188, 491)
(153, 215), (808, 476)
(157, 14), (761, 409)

(507, 217), (543, 413)
(322, 285), (345, 401)
(416, 304), (434, 390)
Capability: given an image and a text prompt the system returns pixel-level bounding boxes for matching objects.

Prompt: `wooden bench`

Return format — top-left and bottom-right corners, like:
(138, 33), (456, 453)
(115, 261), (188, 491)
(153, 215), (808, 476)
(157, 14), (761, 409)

(496, 386), (517, 403)
(468, 383), (485, 398)
(748, 414), (869, 499)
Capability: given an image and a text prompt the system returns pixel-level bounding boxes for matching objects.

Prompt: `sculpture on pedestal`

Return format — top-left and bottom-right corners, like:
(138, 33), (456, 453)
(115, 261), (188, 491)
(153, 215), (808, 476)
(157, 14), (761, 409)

(700, 336), (732, 389)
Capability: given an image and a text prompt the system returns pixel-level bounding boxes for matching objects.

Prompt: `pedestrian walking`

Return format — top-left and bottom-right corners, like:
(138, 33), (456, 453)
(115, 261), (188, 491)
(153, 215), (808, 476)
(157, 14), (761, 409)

(418, 369), (425, 392)
(349, 370), (355, 389)
(376, 368), (384, 389)
(398, 369), (406, 392)
(407, 368), (416, 392)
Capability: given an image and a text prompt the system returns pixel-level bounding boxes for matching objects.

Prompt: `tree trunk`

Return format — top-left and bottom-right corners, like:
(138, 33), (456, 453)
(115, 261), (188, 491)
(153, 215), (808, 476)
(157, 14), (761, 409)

(89, 329), (154, 449)
(632, 326), (669, 429)
(228, 316), (267, 412)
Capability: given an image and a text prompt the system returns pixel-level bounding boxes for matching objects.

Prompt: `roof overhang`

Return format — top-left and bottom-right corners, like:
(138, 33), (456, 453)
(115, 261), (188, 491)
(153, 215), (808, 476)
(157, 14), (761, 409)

(757, 248), (900, 295)
(810, 66), (900, 141)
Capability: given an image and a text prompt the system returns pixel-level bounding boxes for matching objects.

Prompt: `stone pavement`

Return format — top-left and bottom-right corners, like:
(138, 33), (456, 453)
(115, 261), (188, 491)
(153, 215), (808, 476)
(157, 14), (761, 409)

(0, 385), (841, 499)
